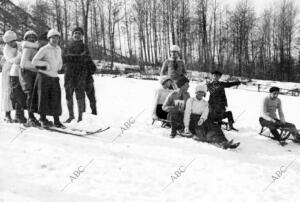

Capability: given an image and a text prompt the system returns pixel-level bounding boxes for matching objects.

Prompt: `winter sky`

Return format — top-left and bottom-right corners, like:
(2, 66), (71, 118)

(10, 0), (294, 15)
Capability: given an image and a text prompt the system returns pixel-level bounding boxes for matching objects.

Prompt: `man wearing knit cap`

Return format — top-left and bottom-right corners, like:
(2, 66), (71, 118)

(31, 29), (64, 128)
(259, 87), (300, 142)
(63, 27), (97, 123)
(163, 76), (190, 138)
(160, 45), (187, 89)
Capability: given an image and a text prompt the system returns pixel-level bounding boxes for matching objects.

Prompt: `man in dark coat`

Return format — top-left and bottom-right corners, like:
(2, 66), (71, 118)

(207, 71), (245, 130)
(63, 27), (94, 122)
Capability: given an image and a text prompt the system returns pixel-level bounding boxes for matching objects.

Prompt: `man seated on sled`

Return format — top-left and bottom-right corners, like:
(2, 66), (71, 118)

(162, 76), (190, 138)
(152, 76), (173, 126)
(260, 87), (300, 142)
(184, 84), (240, 149)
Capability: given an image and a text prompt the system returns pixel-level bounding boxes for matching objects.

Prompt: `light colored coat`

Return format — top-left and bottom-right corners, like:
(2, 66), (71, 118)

(1, 43), (20, 112)
(20, 41), (39, 72)
(32, 43), (62, 78)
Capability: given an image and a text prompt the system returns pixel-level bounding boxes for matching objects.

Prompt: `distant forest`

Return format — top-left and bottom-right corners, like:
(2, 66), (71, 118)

(1, 0), (300, 81)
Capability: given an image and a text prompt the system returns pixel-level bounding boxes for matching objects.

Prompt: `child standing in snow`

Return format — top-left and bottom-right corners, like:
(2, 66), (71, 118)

(163, 76), (190, 138)
(152, 76), (173, 121)
(260, 87), (300, 142)
(19, 30), (41, 126)
(31, 29), (64, 128)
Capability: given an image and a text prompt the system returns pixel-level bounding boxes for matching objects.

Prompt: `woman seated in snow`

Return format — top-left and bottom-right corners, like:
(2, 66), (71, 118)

(152, 76), (173, 121)
(184, 84), (240, 149)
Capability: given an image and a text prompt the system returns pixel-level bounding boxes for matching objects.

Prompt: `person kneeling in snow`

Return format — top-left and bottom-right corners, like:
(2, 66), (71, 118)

(184, 85), (240, 149)
(162, 76), (190, 138)
(31, 29), (64, 128)
(260, 87), (300, 142)
(152, 76), (173, 123)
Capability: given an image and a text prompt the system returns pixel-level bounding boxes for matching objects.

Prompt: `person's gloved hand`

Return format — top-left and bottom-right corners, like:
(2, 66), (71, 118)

(35, 66), (47, 70)
(198, 118), (205, 126)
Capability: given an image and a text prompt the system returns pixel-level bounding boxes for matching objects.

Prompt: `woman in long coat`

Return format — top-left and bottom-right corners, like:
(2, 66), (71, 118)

(1, 30), (18, 122)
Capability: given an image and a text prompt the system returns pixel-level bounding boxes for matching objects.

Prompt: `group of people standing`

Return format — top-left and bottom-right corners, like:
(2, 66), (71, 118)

(1, 27), (97, 128)
(154, 45), (300, 149)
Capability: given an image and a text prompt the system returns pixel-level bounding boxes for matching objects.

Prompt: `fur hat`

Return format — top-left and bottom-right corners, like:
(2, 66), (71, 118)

(160, 76), (171, 85)
(270, 87), (280, 93)
(24, 30), (38, 40)
(176, 76), (189, 88)
(170, 45), (180, 52)
(47, 29), (60, 39)
(2, 30), (17, 43)
(195, 85), (207, 93)
(72, 27), (84, 35)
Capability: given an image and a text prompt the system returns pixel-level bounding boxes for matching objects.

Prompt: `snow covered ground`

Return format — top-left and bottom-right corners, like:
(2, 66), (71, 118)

(1, 74), (300, 202)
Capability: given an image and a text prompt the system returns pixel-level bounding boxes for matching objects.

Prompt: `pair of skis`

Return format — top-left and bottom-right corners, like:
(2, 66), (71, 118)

(22, 124), (110, 137)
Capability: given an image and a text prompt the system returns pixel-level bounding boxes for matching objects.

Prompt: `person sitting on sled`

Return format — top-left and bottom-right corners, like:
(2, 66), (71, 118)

(184, 84), (240, 149)
(207, 70), (246, 131)
(162, 76), (190, 138)
(260, 87), (300, 142)
(152, 76), (173, 122)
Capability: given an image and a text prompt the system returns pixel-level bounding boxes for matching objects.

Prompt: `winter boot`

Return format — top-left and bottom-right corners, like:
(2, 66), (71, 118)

(65, 103), (75, 123)
(54, 116), (65, 129)
(14, 110), (27, 124)
(4, 111), (12, 123)
(228, 121), (238, 131)
(91, 102), (97, 115)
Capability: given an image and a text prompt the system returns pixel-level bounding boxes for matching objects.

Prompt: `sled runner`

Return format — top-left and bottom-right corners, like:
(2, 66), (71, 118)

(152, 118), (171, 128)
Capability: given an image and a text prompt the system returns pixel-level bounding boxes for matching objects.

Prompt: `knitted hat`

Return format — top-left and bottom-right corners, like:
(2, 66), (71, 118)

(2, 30), (17, 43)
(176, 76), (189, 88)
(160, 76), (171, 85)
(72, 27), (84, 35)
(24, 30), (37, 40)
(195, 85), (207, 93)
(47, 29), (60, 39)
(170, 45), (180, 52)
(270, 87), (280, 93)
(211, 70), (222, 76)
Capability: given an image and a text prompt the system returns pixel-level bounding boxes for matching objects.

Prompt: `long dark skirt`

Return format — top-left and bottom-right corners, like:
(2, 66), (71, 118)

(10, 76), (26, 110)
(30, 73), (62, 116)
(189, 113), (228, 143)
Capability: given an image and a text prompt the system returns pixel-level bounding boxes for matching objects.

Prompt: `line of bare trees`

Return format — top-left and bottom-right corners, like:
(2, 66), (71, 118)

(16, 0), (300, 81)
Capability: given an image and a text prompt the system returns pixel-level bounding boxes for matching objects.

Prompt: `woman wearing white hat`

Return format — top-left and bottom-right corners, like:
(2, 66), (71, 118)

(184, 84), (240, 149)
(1, 30), (18, 122)
(160, 45), (187, 89)
(31, 29), (64, 128)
